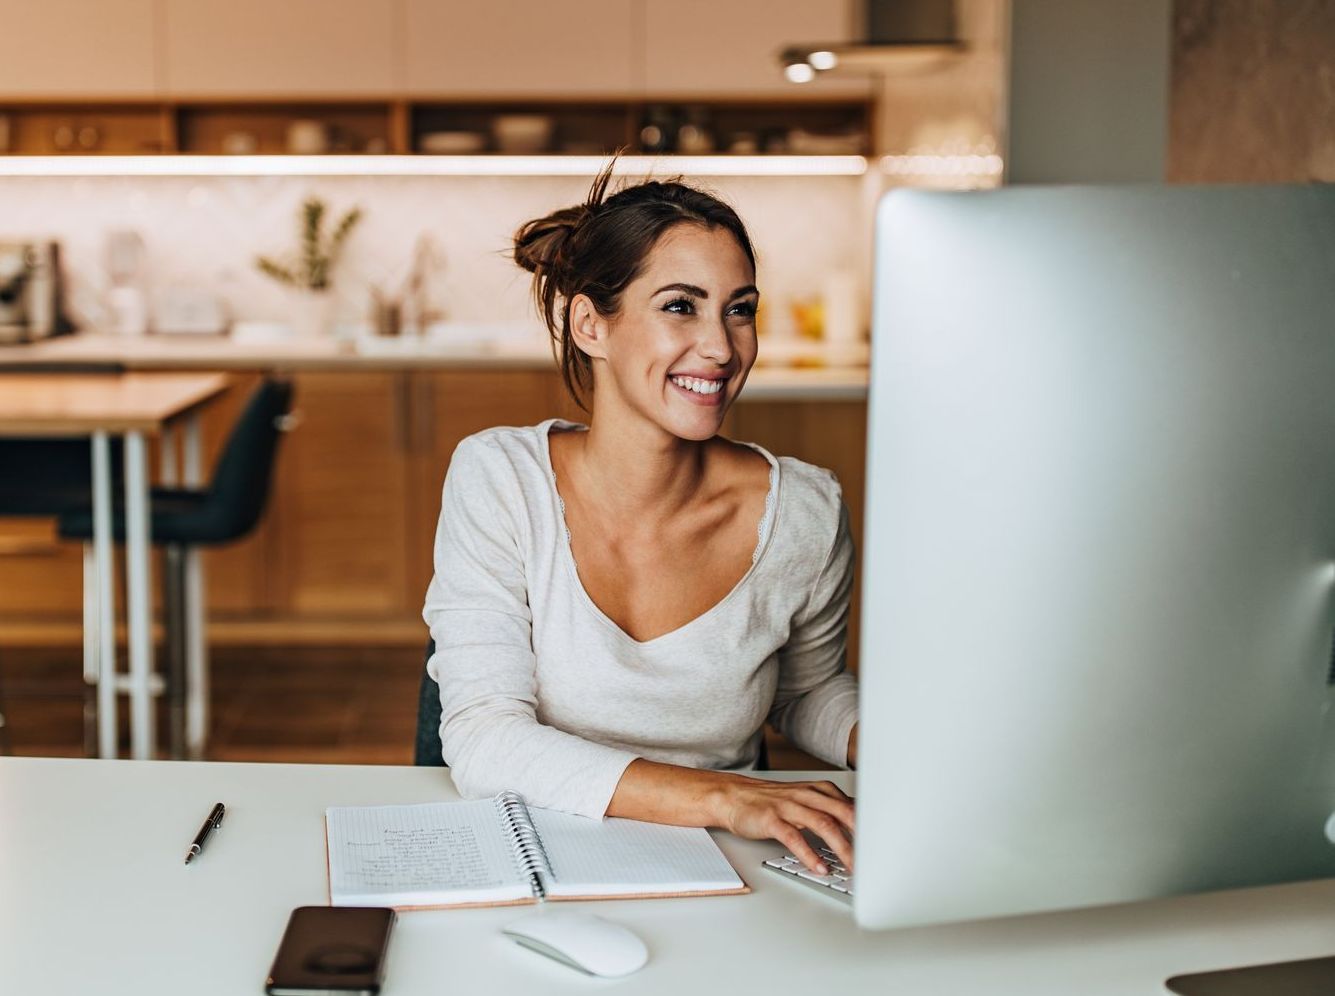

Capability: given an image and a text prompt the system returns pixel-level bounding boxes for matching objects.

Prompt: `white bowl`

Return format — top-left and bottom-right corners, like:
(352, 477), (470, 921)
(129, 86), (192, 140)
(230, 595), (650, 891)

(491, 115), (555, 154)
(419, 131), (487, 154)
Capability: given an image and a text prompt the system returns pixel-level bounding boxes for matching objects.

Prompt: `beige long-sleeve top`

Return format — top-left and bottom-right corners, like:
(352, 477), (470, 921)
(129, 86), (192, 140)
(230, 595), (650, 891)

(422, 418), (858, 819)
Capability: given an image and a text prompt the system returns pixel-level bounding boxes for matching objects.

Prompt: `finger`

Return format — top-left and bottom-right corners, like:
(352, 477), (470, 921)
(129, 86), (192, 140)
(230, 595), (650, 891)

(802, 779), (854, 805)
(785, 804), (855, 873)
(773, 822), (829, 875)
(794, 787), (856, 836)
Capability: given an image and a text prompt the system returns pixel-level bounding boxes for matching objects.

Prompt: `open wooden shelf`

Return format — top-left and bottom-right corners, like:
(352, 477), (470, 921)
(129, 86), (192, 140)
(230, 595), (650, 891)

(0, 95), (873, 157)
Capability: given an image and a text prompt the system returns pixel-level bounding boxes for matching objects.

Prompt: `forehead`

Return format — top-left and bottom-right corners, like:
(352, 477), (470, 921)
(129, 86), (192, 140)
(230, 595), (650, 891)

(638, 224), (754, 285)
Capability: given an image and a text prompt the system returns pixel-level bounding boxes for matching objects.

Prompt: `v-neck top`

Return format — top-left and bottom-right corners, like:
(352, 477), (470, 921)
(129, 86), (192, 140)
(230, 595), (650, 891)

(544, 418), (779, 648)
(423, 419), (858, 820)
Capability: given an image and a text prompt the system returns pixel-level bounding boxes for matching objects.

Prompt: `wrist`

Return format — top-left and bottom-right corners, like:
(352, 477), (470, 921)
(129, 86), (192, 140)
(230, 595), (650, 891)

(697, 770), (741, 831)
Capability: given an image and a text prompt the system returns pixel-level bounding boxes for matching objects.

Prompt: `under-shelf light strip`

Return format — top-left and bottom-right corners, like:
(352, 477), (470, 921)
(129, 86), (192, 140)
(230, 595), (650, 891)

(0, 153), (1002, 178)
(879, 153), (1004, 177)
(0, 154), (868, 177)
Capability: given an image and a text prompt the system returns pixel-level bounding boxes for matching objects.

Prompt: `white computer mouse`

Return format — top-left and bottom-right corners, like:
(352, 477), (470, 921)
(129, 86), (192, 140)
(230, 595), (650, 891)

(501, 909), (649, 977)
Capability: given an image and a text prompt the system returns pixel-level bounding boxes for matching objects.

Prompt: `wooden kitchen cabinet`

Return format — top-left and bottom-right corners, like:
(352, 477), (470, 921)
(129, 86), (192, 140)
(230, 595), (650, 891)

(0, 0), (158, 97)
(161, 0), (398, 96)
(405, 369), (569, 601)
(0, 519), (82, 617)
(726, 399), (868, 673)
(642, 0), (871, 98)
(268, 372), (413, 617)
(403, 0), (638, 97)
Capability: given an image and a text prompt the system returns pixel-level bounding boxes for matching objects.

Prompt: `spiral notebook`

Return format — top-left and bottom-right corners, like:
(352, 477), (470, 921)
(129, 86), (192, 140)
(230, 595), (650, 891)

(324, 791), (750, 909)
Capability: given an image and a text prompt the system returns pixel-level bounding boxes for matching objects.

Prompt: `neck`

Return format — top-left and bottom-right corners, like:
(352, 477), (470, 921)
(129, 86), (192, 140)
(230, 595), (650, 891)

(567, 402), (710, 525)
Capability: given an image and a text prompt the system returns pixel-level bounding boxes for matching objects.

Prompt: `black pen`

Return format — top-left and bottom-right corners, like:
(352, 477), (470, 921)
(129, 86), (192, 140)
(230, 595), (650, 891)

(184, 802), (226, 865)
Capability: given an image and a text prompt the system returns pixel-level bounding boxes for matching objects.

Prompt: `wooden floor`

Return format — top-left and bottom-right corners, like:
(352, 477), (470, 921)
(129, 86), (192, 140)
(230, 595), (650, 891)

(0, 644), (829, 770)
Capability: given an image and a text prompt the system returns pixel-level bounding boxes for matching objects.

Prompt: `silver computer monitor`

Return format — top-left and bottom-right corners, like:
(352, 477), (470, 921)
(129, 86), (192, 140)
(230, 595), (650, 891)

(854, 184), (1335, 930)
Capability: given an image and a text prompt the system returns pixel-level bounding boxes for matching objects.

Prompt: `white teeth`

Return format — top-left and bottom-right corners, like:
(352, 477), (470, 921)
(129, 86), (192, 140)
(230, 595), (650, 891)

(670, 375), (724, 396)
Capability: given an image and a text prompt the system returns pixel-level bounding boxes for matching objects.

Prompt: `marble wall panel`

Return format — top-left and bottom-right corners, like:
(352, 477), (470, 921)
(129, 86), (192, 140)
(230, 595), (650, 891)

(1170, 0), (1335, 182)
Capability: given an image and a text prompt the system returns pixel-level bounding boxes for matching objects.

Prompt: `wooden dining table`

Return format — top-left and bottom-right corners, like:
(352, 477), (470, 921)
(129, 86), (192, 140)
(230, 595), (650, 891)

(0, 371), (229, 759)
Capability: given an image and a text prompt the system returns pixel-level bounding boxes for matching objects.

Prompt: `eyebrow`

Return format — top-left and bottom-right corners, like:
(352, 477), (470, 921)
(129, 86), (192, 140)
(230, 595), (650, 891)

(654, 282), (760, 301)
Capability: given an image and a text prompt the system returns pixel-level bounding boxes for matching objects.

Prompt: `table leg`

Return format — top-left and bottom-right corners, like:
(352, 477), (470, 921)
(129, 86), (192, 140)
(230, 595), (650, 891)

(159, 424), (178, 486)
(161, 422), (185, 758)
(182, 414), (209, 760)
(123, 430), (155, 761)
(91, 432), (117, 759)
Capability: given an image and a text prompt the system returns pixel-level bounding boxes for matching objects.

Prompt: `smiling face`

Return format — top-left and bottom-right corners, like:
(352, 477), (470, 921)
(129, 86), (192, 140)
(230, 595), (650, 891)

(572, 222), (760, 442)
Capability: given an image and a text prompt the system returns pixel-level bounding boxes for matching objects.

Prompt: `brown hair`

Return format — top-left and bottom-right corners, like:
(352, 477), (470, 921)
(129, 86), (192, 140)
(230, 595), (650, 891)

(512, 154), (757, 410)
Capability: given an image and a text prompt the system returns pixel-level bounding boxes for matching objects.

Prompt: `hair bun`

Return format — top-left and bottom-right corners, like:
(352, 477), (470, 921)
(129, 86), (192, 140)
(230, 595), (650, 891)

(512, 203), (593, 280)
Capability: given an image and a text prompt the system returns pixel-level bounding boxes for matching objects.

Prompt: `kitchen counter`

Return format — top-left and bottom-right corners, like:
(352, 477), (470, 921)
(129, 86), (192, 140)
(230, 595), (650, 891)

(0, 332), (869, 401)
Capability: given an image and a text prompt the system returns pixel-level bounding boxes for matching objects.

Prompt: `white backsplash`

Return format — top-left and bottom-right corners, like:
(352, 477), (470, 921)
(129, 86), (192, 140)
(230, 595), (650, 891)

(0, 172), (868, 335)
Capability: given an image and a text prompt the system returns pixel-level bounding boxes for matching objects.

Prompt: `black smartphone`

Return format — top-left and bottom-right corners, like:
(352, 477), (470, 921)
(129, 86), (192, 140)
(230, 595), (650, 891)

(1166, 956), (1335, 995)
(265, 906), (396, 996)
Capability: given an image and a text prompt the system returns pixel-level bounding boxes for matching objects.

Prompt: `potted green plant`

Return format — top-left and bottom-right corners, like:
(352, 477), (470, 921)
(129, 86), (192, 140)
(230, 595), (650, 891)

(256, 196), (362, 338)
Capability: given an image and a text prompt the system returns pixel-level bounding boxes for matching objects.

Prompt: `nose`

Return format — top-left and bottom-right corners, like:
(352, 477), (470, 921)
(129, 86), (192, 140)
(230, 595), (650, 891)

(697, 313), (734, 366)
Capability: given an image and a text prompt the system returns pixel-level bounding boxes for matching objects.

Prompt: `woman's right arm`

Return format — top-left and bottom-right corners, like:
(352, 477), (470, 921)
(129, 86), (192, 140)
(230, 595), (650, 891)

(424, 436), (638, 819)
(606, 760), (855, 875)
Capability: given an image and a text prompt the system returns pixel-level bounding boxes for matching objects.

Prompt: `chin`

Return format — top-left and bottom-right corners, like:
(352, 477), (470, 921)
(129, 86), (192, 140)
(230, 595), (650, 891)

(670, 420), (721, 442)
(663, 404), (730, 442)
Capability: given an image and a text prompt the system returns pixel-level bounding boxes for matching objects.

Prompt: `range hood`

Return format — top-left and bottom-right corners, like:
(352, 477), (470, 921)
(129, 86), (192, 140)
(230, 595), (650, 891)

(780, 0), (966, 81)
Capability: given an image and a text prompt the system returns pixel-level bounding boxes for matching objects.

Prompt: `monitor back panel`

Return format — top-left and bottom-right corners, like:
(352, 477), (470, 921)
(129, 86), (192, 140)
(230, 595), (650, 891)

(856, 185), (1335, 930)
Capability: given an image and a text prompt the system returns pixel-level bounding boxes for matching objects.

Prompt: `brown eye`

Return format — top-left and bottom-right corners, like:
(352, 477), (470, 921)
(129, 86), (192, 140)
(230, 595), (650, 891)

(664, 298), (695, 314)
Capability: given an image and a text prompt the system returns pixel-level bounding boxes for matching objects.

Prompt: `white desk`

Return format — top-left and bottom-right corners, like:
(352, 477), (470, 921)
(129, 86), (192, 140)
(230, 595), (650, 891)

(3, 757), (1335, 995)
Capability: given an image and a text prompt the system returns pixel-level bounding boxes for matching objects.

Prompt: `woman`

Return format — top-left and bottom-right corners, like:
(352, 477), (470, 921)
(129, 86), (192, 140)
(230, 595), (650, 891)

(423, 160), (858, 875)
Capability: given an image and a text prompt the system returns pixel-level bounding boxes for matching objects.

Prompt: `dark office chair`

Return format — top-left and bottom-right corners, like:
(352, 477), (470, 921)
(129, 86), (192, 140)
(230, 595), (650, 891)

(415, 638), (447, 766)
(413, 637), (771, 770)
(56, 377), (296, 758)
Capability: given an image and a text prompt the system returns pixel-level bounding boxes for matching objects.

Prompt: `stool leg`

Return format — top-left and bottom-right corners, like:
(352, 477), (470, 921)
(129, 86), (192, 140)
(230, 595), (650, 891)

(181, 414), (210, 761)
(92, 431), (118, 759)
(184, 547), (209, 760)
(123, 430), (155, 760)
(165, 545), (187, 760)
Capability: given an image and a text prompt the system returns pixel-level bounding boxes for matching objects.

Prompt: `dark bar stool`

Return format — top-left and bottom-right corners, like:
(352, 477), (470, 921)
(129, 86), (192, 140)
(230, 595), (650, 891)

(56, 377), (295, 759)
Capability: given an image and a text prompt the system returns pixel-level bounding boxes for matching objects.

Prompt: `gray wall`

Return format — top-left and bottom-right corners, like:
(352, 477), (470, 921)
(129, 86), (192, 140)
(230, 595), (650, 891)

(1005, 0), (1172, 183)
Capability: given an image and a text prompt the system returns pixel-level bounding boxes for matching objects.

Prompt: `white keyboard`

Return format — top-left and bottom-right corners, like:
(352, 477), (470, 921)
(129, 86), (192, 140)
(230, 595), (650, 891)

(761, 845), (854, 904)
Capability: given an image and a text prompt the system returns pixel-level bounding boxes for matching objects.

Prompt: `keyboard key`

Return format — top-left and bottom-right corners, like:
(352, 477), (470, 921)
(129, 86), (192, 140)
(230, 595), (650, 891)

(830, 882), (850, 893)
(796, 870), (842, 887)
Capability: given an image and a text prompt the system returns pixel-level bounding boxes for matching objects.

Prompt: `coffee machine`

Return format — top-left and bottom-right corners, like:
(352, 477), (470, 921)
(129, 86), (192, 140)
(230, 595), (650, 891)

(0, 240), (69, 344)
